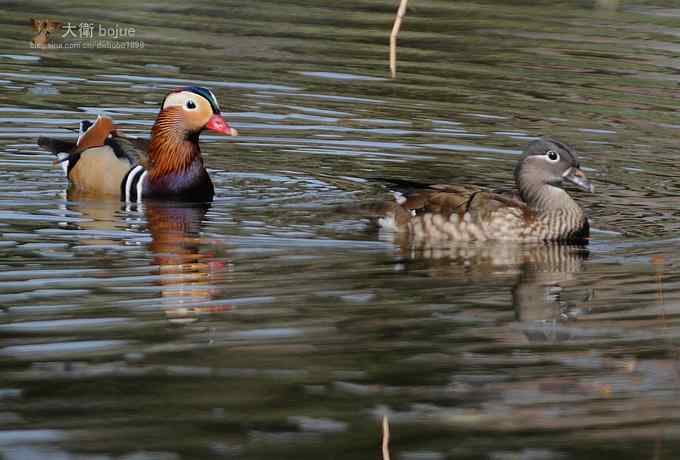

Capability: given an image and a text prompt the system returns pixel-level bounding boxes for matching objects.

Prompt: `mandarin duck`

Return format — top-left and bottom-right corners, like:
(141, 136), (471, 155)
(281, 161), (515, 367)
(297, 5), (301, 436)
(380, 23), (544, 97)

(379, 138), (593, 242)
(38, 86), (238, 202)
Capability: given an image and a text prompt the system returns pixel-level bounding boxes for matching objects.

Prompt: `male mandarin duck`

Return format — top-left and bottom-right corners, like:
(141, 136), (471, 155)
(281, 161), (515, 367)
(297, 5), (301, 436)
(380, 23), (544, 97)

(379, 137), (593, 242)
(38, 86), (238, 202)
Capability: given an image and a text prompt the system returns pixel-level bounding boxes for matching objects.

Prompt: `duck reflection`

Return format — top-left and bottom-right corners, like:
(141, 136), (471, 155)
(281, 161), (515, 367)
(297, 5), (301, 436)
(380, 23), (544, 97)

(62, 195), (229, 319)
(510, 243), (592, 342)
(145, 201), (230, 318)
(392, 236), (591, 342)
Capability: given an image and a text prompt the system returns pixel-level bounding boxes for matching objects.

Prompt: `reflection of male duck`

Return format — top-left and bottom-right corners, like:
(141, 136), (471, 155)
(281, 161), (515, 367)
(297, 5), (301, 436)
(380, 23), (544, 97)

(62, 198), (229, 319)
(146, 202), (227, 314)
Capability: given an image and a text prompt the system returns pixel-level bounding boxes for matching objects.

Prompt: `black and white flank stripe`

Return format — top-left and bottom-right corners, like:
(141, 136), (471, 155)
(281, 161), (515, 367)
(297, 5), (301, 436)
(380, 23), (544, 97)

(120, 165), (147, 202)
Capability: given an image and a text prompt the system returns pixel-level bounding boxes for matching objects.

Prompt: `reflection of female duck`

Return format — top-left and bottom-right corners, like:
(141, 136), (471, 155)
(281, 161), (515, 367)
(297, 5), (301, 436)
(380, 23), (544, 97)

(396, 241), (586, 281)
(394, 241), (590, 341)
(511, 244), (589, 322)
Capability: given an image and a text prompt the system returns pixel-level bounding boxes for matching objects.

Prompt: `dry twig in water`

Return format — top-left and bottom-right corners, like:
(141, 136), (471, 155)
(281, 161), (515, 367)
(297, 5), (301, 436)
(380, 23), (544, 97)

(382, 415), (391, 460)
(389, 0), (409, 78)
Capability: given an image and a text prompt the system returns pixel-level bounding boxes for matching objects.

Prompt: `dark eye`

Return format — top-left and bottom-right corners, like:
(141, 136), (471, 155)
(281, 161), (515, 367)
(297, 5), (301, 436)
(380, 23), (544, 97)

(546, 150), (560, 162)
(185, 99), (197, 110)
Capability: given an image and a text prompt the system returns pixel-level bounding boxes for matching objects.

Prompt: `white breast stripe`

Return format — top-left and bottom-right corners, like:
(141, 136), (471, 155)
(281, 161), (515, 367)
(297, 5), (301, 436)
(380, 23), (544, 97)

(125, 165), (144, 202)
(136, 171), (147, 203)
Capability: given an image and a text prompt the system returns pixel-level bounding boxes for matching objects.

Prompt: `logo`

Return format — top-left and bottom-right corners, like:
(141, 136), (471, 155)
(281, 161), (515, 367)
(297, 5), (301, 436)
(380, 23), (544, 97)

(31, 18), (63, 49)
(30, 19), (144, 50)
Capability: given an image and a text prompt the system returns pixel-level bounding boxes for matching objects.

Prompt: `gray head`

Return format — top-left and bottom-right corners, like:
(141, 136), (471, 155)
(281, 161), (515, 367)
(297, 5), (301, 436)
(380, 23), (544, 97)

(514, 137), (593, 209)
(515, 137), (593, 192)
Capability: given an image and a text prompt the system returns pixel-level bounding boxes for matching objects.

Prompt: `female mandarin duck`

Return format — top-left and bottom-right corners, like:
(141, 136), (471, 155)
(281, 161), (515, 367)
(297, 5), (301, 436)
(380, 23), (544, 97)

(38, 86), (238, 202)
(379, 137), (593, 242)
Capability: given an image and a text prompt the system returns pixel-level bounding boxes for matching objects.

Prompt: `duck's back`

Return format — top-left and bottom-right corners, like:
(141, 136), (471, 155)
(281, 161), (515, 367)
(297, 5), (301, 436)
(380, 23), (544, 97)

(382, 184), (537, 241)
(38, 117), (148, 198)
(381, 183), (590, 242)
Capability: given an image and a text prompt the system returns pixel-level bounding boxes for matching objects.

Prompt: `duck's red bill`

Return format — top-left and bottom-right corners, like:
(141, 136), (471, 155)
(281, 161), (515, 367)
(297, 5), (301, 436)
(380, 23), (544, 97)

(206, 114), (238, 136)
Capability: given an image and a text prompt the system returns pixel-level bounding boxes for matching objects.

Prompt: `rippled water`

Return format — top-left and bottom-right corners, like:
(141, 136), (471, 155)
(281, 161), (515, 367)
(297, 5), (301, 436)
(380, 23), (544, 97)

(3, 1), (680, 459)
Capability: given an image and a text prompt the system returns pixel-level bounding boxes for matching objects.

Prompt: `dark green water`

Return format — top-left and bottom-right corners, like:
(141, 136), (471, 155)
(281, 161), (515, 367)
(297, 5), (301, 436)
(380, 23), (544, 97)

(2, 1), (680, 459)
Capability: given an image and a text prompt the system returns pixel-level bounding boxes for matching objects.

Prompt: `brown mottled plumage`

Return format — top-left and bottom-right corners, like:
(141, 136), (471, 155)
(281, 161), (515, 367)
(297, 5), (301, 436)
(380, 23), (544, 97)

(379, 137), (593, 243)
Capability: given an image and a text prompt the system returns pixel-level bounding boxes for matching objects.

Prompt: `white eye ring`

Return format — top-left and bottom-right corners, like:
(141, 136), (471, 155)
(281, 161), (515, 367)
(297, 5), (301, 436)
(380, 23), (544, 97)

(185, 99), (197, 110)
(545, 150), (560, 162)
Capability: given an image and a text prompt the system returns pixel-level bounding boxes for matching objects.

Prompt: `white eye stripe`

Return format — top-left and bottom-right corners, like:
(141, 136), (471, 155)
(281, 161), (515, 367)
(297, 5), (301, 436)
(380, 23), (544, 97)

(163, 91), (194, 109)
(207, 89), (220, 111)
(163, 91), (204, 111)
(545, 150), (560, 162)
(163, 90), (219, 112)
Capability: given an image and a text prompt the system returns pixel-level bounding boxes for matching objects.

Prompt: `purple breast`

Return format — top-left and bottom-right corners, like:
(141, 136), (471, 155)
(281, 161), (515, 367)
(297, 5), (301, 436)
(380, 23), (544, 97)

(143, 159), (214, 202)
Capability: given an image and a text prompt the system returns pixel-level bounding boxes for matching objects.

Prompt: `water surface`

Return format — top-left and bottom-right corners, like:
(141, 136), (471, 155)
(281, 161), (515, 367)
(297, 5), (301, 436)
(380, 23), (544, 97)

(2, 1), (680, 459)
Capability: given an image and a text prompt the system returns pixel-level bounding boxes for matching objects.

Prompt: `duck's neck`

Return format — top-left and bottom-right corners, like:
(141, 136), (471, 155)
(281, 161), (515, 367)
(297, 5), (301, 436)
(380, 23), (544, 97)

(518, 180), (579, 213)
(147, 109), (201, 180)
